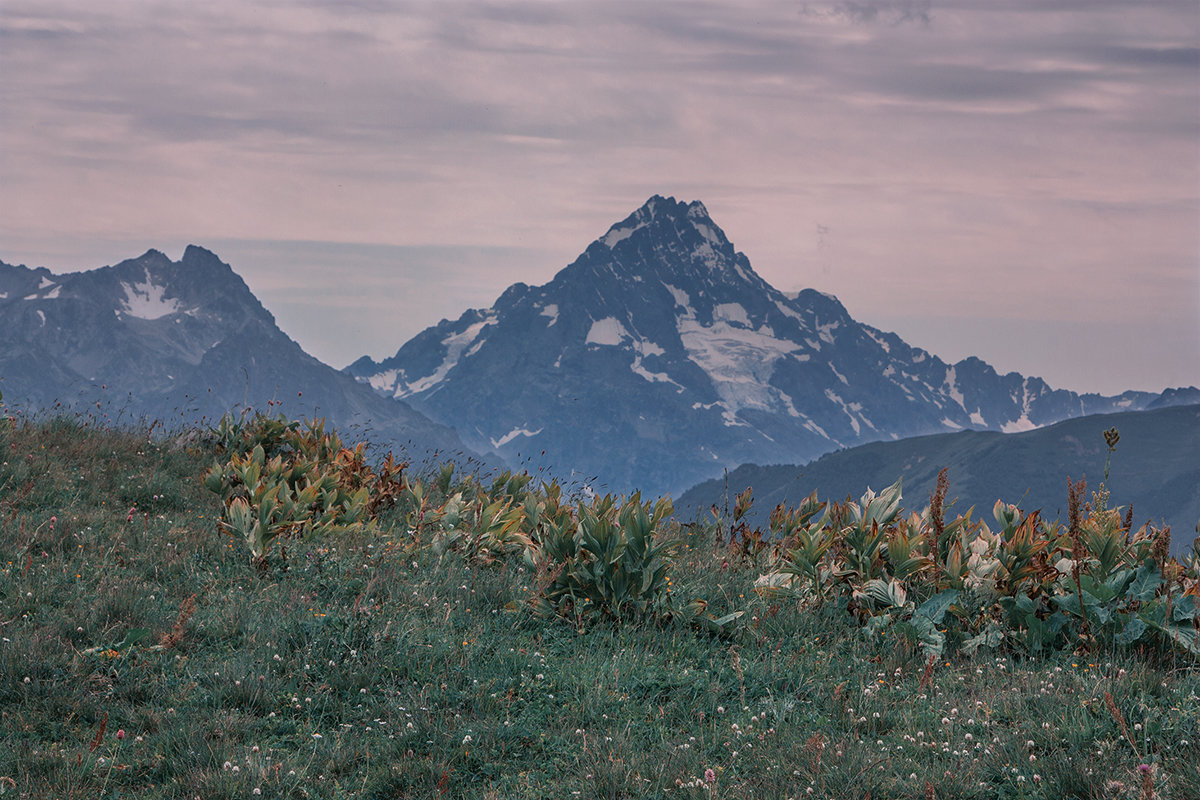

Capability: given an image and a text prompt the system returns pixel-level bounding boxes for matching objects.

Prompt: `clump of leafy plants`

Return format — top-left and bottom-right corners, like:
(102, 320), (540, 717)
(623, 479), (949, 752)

(203, 411), (405, 564)
(526, 491), (681, 622)
(751, 462), (1200, 659)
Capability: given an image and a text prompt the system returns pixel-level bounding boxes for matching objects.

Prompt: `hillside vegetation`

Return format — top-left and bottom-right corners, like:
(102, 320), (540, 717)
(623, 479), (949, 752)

(1, 412), (1198, 799)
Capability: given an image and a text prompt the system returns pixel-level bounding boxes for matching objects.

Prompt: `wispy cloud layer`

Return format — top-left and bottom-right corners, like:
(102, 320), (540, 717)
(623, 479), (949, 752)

(1, 0), (1196, 392)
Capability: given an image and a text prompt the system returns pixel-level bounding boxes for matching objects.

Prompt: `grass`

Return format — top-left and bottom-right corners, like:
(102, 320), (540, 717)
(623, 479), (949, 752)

(1, 417), (1197, 799)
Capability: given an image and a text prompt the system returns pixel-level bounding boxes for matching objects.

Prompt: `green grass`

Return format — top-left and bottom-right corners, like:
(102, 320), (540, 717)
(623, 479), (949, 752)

(1, 417), (1197, 799)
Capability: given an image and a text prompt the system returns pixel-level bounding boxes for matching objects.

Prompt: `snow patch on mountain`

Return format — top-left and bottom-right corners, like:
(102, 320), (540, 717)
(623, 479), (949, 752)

(630, 340), (680, 387)
(713, 302), (751, 327)
(1002, 415), (1037, 433)
(773, 299), (807, 325)
(694, 221), (722, 247)
(817, 320), (840, 345)
(802, 417), (832, 440)
(368, 368), (400, 393)
(664, 284), (690, 309)
(540, 303), (559, 326)
(825, 388), (862, 435)
(603, 222), (646, 248)
(491, 426), (543, 449)
(678, 315), (800, 424)
(865, 329), (891, 353)
(586, 317), (631, 347)
(120, 269), (183, 320)
(403, 317), (492, 396)
(944, 366), (966, 410)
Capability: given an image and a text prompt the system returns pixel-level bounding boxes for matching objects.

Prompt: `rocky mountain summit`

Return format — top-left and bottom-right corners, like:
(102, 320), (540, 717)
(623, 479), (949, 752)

(0, 246), (475, 462)
(347, 196), (1194, 496)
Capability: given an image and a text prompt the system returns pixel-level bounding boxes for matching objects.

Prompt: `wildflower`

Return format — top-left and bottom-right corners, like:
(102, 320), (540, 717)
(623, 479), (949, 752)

(116, 729), (126, 740)
(705, 768), (716, 784)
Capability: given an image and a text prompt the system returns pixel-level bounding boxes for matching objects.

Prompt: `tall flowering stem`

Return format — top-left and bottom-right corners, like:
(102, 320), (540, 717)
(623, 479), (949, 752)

(1067, 476), (1090, 644)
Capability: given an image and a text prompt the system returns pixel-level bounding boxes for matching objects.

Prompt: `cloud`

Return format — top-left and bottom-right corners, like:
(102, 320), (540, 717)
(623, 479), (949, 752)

(828, 1), (933, 26)
(1, 0), (1196, 394)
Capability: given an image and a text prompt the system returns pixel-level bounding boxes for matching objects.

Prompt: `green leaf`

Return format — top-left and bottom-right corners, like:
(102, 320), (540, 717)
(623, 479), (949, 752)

(1127, 563), (1163, 603)
(114, 628), (151, 651)
(1157, 623), (1200, 655)
(916, 589), (960, 625)
(962, 625), (1004, 656)
(1051, 589), (1106, 621)
(1114, 616), (1148, 646)
(1081, 574), (1117, 603)
(911, 614), (946, 658)
(1104, 568), (1136, 601)
(1172, 594), (1198, 623)
(863, 613), (894, 638)
(861, 578), (907, 611)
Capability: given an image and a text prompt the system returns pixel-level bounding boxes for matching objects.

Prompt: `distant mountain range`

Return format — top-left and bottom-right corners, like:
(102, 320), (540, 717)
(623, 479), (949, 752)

(0, 246), (479, 465)
(347, 195), (1197, 496)
(676, 404), (1200, 557)
(3, 197), (1195, 500)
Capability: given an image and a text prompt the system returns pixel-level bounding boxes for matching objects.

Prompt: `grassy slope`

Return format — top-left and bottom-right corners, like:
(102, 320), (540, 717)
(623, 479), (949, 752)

(677, 405), (1200, 556)
(1, 419), (1198, 799)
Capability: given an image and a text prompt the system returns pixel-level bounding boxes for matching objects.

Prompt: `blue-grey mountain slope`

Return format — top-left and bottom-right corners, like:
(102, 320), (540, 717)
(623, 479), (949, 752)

(675, 404), (1200, 557)
(0, 246), (478, 464)
(348, 196), (1196, 496)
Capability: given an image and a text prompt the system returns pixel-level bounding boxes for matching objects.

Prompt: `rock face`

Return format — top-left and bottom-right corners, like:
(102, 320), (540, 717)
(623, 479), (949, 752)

(0, 246), (478, 464)
(348, 195), (1196, 496)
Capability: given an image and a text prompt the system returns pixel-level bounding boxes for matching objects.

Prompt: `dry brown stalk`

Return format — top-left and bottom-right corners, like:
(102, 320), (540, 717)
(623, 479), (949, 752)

(157, 594), (198, 650)
(1104, 691), (1140, 757)
(1067, 476), (1090, 642)
(804, 733), (825, 773)
(88, 712), (108, 753)
(918, 653), (937, 693)
(1151, 527), (1171, 567)
(930, 468), (949, 587)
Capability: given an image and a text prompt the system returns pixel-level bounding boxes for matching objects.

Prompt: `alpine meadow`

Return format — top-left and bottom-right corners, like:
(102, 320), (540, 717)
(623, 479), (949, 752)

(3, 1), (1200, 797)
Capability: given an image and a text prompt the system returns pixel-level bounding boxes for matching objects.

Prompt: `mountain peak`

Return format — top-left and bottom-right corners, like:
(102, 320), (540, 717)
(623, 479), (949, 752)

(588, 195), (742, 286)
(629, 195), (712, 225)
(349, 197), (1183, 496)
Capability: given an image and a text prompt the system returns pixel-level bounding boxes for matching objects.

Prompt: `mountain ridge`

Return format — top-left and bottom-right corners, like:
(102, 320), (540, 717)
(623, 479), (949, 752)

(675, 403), (1200, 557)
(0, 246), (482, 466)
(347, 195), (1196, 496)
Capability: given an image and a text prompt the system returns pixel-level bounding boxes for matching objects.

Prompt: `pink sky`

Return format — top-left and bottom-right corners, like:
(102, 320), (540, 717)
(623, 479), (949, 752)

(2, 0), (1197, 395)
